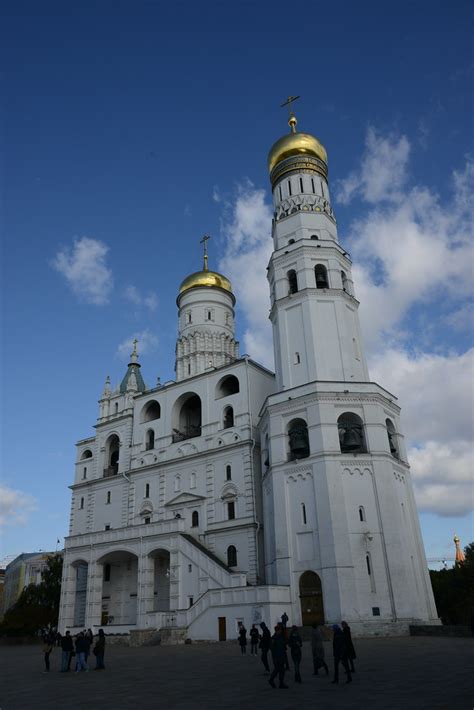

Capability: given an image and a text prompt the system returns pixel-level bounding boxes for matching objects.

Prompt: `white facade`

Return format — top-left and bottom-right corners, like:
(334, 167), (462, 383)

(59, 115), (438, 641)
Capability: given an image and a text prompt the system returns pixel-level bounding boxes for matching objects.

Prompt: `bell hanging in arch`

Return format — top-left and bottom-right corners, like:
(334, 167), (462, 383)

(341, 427), (361, 452)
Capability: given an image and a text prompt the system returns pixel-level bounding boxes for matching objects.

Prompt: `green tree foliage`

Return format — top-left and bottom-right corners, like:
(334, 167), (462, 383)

(0, 554), (63, 636)
(429, 543), (474, 626)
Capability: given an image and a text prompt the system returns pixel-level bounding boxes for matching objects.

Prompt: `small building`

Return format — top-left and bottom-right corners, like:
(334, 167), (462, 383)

(3, 552), (55, 613)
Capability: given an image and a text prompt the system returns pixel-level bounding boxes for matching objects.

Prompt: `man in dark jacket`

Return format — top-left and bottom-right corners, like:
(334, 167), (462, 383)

(259, 622), (271, 672)
(287, 625), (303, 683)
(268, 625), (288, 689)
(341, 621), (356, 672)
(60, 631), (73, 672)
(331, 625), (352, 684)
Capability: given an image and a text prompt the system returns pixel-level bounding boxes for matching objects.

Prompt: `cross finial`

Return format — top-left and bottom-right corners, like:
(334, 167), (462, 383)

(200, 234), (210, 271)
(281, 95), (300, 133)
(132, 338), (138, 354)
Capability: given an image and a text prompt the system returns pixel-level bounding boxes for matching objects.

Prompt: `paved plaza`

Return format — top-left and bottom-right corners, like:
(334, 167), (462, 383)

(1, 636), (472, 710)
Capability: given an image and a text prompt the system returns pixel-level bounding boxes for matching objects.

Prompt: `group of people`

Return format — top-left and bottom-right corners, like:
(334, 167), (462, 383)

(42, 629), (106, 673)
(237, 615), (356, 690)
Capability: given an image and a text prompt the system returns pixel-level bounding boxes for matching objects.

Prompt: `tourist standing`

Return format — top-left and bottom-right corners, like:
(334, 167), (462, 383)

(331, 625), (351, 684)
(42, 633), (53, 672)
(249, 624), (259, 656)
(60, 631), (73, 672)
(238, 622), (247, 654)
(259, 622), (271, 672)
(311, 623), (329, 676)
(287, 625), (303, 683)
(75, 632), (89, 672)
(268, 625), (288, 690)
(280, 611), (289, 629)
(341, 621), (356, 673)
(93, 629), (106, 670)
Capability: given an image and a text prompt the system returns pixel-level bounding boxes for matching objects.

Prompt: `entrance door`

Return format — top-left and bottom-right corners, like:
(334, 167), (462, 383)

(299, 571), (324, 625)
(218, 617), (226, 641)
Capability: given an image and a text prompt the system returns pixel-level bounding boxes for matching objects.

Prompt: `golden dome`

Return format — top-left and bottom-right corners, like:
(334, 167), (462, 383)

(179, 270), (233, 296)
(268, 116), (327, 174)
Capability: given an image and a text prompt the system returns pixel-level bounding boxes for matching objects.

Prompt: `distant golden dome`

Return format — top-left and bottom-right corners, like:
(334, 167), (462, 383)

(179, 270), (233, 296)
(268, 130), (327, 175)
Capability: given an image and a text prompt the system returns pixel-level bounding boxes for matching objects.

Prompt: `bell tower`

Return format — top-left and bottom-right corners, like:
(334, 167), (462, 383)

(267, 103), (368, 391)
(260, 105), (438, 633)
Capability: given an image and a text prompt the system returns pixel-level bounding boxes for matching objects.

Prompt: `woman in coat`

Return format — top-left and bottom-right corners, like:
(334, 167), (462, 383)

(93, 628), (106, 670)
(238, 622), (247, 654)
(341, 621), (356, 672)
(311, 623), (329, 676)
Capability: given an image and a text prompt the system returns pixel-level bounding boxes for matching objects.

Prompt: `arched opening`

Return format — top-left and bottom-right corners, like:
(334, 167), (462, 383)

(172, 393), (202, 442)
(338, 413), (367, 454)
(97, 550), (138, 625)
(145, 429), (155, 451)
(80, 449), (92, 460)
(341, 270), (349, 292)
(227, 545), (237, 567)
(288, 269), (298, 295)
(104, 435), (120, 477)
(299, 571), (324, 625)
(72, 561), (88, 627)
(141, 400), (161, 423)
(288, 418), (310, 460)
(223, 406), (234, 429)
(226, 464), (232, 481)
(191, 510), (199, 528)
(149, 549), (170, 612)
(385, 418), (399, 459)
(315, 264), (329, 289)
(216, 375), (240, 399)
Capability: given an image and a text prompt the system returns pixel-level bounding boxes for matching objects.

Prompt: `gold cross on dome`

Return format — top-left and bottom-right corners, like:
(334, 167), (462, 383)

(281, 95), (300, 115)
(200, 234), (210, 271)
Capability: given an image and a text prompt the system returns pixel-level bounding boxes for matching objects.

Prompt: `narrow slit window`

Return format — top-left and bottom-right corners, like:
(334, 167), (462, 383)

(359, 506), (365, 522)
(188, 364), (191, 375)
(227, 501), (235, 520)
(79, 497), (84, 510)
(106, 491), (111, 505)
(226, 465), (232, 481)
(294, 352), (301, 364)
(302, 503), (307, 525)
(83, 467), (87, 479)
(299, 177), (304, 193)
(278, 185), (282, 201)
(145, 483), (150, 498)
(366, 554), (372, 576)
(288, 180), (292, 196)
(311, 178), (315, 193)
(320, 180), (325, 197)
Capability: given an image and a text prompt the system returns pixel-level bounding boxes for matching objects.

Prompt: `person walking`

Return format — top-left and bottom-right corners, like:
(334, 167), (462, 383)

(60, 631), (73, 672)
(287, 625), (303, 683)
(331, 625), (352, 684)
(83, 630), (91, 665)
(238, 622), (247, 655)
(249, 624), (260, 656)
(341, 621), (356, 673)
(268, 625), (288, 690)
(75, 632), (89, 672)
(280, 612), (289, 629)
(259, 622), (271, 672)
(93, 629), (106, 670)
(42, 634), (53, 672)
(311, 623), (329, 676)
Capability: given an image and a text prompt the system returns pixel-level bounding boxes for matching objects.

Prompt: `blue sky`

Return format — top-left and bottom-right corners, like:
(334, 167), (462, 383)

(1, 0), (473, 568)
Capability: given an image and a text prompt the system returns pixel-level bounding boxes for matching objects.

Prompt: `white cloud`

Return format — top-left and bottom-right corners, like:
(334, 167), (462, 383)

(51, 237), (113, 305)
(218, 182), (274, 368)
(116, 329), (159, 359)
(124, 285), (158, 311)
(212, 185), (221, 203)
(0, 484), (37, 526)
(336, 127), (410, 205)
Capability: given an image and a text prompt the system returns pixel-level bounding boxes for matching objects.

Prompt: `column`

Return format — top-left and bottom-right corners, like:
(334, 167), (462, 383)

(137, 553), (155, 628)
(85, 560), (103, 629)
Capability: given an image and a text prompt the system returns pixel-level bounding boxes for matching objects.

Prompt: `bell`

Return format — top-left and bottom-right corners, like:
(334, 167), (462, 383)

(289, 428), (309, 458)
(316, 273), (327, 288)
(342, 427), (361, 451)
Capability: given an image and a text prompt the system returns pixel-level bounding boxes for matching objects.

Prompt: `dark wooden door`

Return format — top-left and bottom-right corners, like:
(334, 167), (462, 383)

(299, 571), (324, 625)
(218, 616), (226, 641)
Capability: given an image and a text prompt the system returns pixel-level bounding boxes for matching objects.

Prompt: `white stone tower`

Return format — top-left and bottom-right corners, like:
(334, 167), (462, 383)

(175, 237), (239, 381)
(260, 108), (438, 632)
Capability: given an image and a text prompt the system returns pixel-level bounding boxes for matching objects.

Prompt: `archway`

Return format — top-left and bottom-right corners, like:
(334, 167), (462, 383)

(299, 571), (324, 625)
(96, 550), (138, 625)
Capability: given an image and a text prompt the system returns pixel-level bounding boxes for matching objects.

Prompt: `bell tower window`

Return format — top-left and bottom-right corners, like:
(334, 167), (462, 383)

(288, 418), (310, 461)
(338, 413), (367, 454)
(315, 264), (329, 289)
(288, 270), (298, 295)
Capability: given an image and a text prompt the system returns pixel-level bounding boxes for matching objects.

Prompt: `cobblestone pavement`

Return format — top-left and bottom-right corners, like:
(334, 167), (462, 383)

(1, 636), (473, 710)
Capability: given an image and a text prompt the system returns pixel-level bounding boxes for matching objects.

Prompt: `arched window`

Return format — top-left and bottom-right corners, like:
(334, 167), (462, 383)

(338, 413), (367, 454)
(226, 465), (232, 481)
(172, 393), (202, 441)
(341, 270), (349, 292)
(288, 418), (310, 461)
(174, 475), (181, 492)
(386, 419), (399, 459)
(288, 270), (298, 294)
(141, 400), (161, 423)
(216, 375), (240, 399)
(227, 545), (237, 567)
(288, 238), (295, 245)
(223, 406), (234, 429)
(190, 471), (196, 489)
(80, 449), (93, 460)
(79, 497), (84, 509)
(145, 429), (155, 451)
(359, 506), (365, 522)
(114, 402), (119, 415)
(145, 483), (150, 498)
(315, 264), (329, 289)
(191, 510), (199, 527)
(104, 434), (120, 477)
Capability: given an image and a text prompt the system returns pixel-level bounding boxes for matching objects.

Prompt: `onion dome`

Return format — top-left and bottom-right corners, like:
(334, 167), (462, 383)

(178, 238), (234, 303)
(267, 112), (328, 188)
